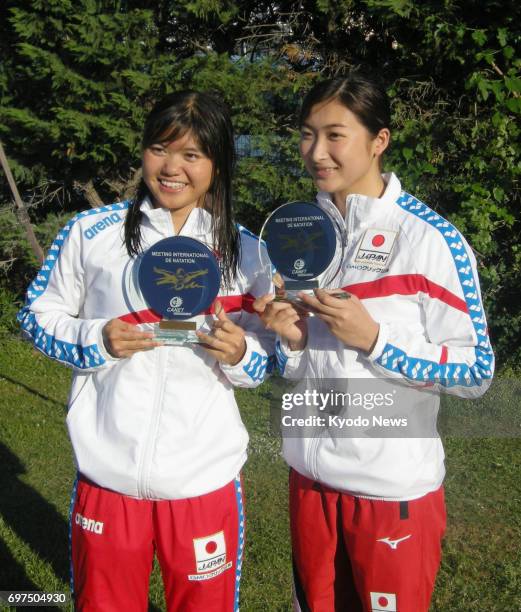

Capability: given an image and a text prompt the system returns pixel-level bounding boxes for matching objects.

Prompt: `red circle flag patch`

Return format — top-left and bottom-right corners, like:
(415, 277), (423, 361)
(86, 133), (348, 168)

(205, 541), (217, 554)
(372, 234), (386, 247)
(370, 591), (397, 611)
(354, 229), (398, 271)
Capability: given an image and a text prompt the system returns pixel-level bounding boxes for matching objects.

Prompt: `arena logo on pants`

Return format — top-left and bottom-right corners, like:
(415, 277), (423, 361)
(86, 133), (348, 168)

(188, 531), (233, 581)
(75, 512), (104, 535)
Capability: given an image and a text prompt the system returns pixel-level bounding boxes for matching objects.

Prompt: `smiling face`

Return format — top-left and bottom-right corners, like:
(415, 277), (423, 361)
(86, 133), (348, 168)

(299, 98), (389, 210)
(142, 131), (214, 229)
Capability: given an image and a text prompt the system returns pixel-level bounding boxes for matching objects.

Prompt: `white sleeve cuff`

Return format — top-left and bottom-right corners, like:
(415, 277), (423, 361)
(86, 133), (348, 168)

(365, 322), (389, 362)
(95, 320), (122, 363)
(278, 335), (305, 358)
(219, 332), (256, 374)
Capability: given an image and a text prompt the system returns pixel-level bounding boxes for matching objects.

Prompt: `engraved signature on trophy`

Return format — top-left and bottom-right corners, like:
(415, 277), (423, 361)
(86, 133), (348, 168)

(280, 231), (323, 251)
(154, 267), (208, 291)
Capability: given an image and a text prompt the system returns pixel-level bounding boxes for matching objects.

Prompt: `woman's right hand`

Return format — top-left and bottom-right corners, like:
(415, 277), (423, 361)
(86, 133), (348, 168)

(253, 295), (308, 351)
(102, 319), (161, 358)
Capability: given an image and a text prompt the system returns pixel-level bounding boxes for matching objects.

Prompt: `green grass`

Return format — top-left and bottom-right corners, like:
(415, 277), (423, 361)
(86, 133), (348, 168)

(0, 334), (520, 611)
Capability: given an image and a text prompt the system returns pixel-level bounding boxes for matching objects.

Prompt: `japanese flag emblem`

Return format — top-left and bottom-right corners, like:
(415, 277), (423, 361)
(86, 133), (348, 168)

(359, 229), (397, 254)
(354, 228), (398, 270)
(193, 531), (226, 573)
(370, 591), (397, 611)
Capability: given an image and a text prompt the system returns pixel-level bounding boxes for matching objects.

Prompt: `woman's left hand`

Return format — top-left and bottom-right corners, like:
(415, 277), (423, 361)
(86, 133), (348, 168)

(297, 289), (380, 353)
(196, 301), (247, 365)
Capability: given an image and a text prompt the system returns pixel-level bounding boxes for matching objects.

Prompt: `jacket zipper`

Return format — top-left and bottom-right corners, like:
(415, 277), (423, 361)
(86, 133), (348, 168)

(137, 350), (166, 499)
(136, 339), (167, 499)
(136, 208), (175, 498)
(307, 195), (356, 481)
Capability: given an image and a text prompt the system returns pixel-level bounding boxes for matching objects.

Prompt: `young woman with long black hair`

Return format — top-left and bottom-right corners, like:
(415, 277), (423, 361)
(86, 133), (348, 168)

(19, 91), (274, 611)
(255, 73), (494, 612)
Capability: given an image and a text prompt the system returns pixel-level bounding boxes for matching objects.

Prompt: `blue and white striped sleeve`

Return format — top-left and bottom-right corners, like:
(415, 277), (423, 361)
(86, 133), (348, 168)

(17, 216), (115, 371)
(367, 194), (494, 397)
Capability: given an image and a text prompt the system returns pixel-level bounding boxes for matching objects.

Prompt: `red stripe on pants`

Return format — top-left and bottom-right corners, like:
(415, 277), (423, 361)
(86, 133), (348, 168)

(71, 477), (242, 611)
(289, 469), (446, 612)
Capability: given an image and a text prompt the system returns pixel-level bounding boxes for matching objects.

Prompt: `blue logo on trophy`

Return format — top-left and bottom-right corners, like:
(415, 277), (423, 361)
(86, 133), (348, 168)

(138, 236), (221, 345)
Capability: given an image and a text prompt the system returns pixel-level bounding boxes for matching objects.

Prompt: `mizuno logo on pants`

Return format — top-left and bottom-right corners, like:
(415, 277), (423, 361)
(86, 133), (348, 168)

(377, 534), (411, 549)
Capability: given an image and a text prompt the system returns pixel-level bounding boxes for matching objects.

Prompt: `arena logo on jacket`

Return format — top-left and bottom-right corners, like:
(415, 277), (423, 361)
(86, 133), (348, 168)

(188, 531), (233, 581)
(353, 228), (398, 272)
(83, 211), (123, 240)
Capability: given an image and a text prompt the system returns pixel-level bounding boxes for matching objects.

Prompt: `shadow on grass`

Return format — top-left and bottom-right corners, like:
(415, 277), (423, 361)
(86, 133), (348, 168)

(0, 537), (40, 590)
(0, 443), (70, 584)
(0, 443), (181, 611)
(0, 374), (66, 410)
(0, 537), (64, 611)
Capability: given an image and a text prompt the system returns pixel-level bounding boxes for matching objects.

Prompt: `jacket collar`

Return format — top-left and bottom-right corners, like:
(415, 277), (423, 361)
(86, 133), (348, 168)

(140, 197), (213, 239)
(315, 172), (402, 222)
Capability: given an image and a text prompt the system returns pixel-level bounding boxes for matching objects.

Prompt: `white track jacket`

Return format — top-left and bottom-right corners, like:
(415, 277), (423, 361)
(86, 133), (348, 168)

(18, 200), (274, 500)
(277, 173), (494, 500)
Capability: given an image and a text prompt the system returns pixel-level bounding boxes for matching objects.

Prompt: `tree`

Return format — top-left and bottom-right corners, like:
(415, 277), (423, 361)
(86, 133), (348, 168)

(1, 1), (165, 206)
(1, 0), (519, 365)
(0, 140), (44, 264)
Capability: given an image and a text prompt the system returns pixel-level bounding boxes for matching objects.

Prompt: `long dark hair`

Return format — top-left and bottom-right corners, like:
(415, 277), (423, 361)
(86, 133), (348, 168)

(125, 90), (239, 287)
(299, 72), (391, 138)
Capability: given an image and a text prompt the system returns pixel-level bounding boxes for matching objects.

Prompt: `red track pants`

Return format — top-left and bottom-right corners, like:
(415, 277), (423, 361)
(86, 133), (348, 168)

(70, 476), (245, 611)
(289, 469), (446, 612)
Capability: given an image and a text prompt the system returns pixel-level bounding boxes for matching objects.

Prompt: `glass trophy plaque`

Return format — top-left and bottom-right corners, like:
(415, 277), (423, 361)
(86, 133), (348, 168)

(138, 236), (221, 345)
(259, 201), (347, 307)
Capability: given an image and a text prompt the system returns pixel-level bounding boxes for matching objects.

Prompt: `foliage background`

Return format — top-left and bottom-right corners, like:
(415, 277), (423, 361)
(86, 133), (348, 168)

(0, 0), (519, 366)
(0, 2), (520, 610)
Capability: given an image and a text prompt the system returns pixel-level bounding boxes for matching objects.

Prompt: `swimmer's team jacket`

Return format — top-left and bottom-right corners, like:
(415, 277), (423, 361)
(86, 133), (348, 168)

(277, 173), (495, 501)
(18, 200), (275, 500)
